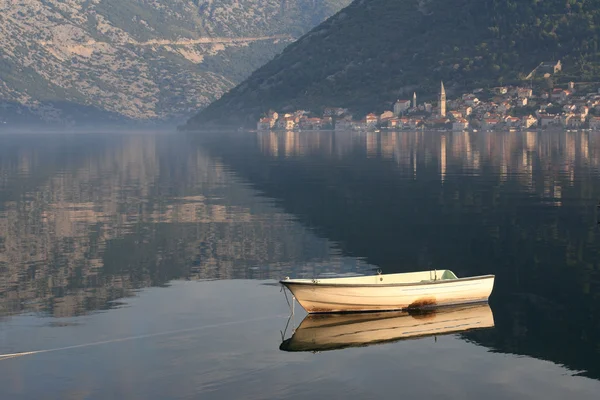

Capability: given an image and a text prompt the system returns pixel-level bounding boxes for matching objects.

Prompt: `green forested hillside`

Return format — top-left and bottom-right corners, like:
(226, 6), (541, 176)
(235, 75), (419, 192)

(186, 0), (600, 128)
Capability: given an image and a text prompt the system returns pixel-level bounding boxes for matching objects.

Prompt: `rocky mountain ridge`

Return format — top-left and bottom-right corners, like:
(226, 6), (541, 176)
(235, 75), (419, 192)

(0, 0), (349, 125)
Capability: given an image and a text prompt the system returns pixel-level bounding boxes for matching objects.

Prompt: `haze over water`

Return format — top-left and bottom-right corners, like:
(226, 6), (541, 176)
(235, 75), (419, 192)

(0, 130), (599, 399)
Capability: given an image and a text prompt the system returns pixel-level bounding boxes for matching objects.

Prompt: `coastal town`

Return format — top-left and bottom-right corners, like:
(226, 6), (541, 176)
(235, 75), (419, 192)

(257, 61), (600, 132)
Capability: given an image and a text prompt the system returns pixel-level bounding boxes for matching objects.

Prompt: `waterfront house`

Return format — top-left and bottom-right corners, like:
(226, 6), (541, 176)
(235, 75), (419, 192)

(452, 118), (469, 131)
(365, 113), (378, 129)
(299, 117), (323, 130)
(257, 117), (272, 131)
(311, 117), (324, 130)
(387, 117), (400, 129)
(522, 115), (538, 129)
(379, 111), (395, 122)
(408, 118), (424, 129)
(278, 117), (295, 131)
(398, 117), (410, 129)
(393, 100), (412, 116)
(567, 114), (585, 128)
(482, 118), (500, 131)
(429, 118), (450, 129)
(504, 116), (520, 129)
(590, 117), (600, 130)
(540, 115), (558, 127)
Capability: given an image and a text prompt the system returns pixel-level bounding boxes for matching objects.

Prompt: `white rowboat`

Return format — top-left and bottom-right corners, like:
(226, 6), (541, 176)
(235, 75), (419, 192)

(280, 270), (495, 313)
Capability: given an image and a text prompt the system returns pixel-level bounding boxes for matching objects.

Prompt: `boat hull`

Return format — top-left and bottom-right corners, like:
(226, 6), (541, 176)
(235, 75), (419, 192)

(281, 275), (495, 313)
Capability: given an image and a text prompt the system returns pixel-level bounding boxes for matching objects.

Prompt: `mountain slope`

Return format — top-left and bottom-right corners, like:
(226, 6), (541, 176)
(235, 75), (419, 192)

(185, 0), (600, 128)
(0, 0), (349, 125)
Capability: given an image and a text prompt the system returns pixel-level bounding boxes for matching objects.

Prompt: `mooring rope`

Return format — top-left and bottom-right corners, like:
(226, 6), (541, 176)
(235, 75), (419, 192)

(0, 314), (286, 361)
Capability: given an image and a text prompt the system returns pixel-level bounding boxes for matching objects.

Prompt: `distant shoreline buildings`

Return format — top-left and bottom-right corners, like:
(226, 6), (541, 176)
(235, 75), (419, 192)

(257, 61), (600, 132)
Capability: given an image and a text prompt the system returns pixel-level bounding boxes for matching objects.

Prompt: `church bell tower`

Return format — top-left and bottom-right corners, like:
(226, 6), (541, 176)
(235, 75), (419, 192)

(439, 81), (446, 117)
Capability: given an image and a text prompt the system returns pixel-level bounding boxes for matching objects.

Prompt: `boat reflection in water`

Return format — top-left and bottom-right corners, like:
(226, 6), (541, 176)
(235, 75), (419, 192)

(280, 303), (494, 352)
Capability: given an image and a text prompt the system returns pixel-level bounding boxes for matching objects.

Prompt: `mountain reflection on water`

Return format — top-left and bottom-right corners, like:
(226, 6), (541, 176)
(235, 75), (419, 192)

(0, 133), (369, 318)
(1, 130), (600, 382)
(199, 130), (600, 380)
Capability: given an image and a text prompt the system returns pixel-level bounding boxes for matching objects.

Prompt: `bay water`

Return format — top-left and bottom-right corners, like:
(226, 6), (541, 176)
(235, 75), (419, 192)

(0, 130), (599, 399)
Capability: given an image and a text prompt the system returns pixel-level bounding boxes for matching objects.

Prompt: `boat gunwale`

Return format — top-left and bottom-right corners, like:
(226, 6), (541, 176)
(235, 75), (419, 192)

(279, 274), (495, 288)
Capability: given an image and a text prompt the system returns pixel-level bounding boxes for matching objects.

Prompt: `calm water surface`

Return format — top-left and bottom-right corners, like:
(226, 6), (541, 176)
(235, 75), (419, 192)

(0, 130), (599, 399)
